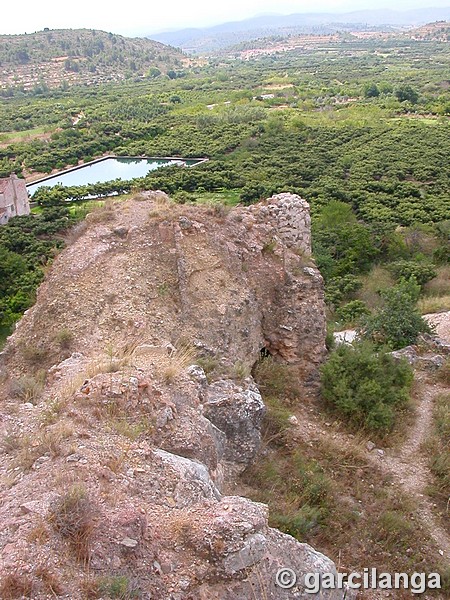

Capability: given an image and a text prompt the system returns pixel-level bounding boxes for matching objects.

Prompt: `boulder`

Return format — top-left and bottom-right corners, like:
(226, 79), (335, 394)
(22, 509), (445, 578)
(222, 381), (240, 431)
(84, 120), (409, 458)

(204, 378), (266, 465)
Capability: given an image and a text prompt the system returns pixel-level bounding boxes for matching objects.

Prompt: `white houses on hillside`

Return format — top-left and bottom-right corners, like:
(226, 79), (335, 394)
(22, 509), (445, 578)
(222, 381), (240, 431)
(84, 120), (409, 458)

(0, 174), (30, 225)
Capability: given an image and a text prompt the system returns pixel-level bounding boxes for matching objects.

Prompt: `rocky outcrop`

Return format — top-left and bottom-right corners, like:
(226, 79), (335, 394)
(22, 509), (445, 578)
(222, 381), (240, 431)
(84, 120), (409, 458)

(4, 192), (326, 385)
(204, 378), (266, 466)
(0, 193), (336, 598)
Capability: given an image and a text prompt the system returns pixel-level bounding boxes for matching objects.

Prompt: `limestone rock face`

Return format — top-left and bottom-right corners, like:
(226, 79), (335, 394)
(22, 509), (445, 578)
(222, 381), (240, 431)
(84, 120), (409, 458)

(204, 377), (266, 465)
(0, 193), (334, 599)
(5, 192), (326, 386)
(152, 448), (222, 505)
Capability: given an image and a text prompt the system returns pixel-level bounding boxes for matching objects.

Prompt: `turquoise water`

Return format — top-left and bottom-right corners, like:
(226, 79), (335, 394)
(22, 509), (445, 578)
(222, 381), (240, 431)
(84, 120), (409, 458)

(27, 157), (202, 196)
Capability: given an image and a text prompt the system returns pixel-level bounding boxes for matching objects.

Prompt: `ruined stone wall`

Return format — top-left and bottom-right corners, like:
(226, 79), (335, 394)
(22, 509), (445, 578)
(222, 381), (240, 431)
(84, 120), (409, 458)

(246, 192), (312, 254)
(0, 175), (30, 224)
(11, 174), (30, 216)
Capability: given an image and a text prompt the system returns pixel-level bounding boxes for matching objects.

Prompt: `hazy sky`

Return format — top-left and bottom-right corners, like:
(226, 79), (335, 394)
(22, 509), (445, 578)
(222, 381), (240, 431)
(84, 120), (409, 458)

(2, 1), (449, 36)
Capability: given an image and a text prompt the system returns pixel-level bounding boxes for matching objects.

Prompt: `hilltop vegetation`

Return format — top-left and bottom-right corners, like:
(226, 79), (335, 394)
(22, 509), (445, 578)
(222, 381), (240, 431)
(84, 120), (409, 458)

(0, 29), (187, 92)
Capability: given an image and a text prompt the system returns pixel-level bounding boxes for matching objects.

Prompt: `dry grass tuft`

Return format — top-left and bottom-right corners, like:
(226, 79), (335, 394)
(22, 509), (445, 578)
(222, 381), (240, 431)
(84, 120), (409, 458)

(85, 200), (116, 224)
(1, 432), (21, 454)
(57, 372), (91, 406)
(109, 417), (151, 440)
(418, 294), (450, 314)
(252, 356), (300, 401)
(54, 328), (74, 350)
(0, 472), (18, 490)
(35, 565), (64, 595)
(10, 421), (74, 471)
(419, 266), (450, 313)
(424, 392), (450, 511)
(169, 509), (196, 545)
(437, 359), (450, 386)
(356, 265), (395, 310)
(423, 265), (450, 297)
(104, 452), (125, 474)
(48, 484), (95, 562)
(158, 343), (197, 383)
(40, 420), (74, 454)
(81, 574), (139, 599)
(85, 344), (137, 378)
(27, 519), (51, 545)
(12, 435), (36, 471)
(0, 572), (34, 599)
(153, 191), (172, 205)
(20, 343), (49, 368)
(204, 201), (231, 220)
(40, 397), (63, 426)
(9, 372), (45, 404)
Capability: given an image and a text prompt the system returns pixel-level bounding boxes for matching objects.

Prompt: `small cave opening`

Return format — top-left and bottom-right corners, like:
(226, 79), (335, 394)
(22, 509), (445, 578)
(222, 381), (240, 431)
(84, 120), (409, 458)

(251, 345), (273, 378)
(259, 346), (272, 360)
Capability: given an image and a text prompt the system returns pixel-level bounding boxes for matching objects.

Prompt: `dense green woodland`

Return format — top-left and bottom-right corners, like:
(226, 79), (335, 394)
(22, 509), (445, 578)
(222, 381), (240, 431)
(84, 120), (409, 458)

(0, 34), (449, 344)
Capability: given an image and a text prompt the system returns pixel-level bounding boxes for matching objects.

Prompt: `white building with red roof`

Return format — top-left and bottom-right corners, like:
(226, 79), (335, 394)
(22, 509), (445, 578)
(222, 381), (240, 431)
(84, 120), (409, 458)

(0, 174), (30, 225)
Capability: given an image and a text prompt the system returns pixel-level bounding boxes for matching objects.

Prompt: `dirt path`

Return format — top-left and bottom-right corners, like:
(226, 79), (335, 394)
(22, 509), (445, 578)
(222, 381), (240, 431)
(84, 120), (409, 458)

(292, 375), (450, 559)
(382, 376), (450, 558)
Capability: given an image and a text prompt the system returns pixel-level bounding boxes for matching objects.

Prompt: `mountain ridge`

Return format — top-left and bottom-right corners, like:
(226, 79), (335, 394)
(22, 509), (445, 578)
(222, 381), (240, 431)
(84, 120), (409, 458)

(149, 7), (450, 53)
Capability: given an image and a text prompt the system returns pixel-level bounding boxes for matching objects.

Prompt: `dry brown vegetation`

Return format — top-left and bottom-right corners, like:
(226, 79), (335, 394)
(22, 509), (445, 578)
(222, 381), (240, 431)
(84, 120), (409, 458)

(0, 572), (34, 599)
(424, 391), (450, 513)
(48, 485), (95, 562)
(242, 361), (450, 598)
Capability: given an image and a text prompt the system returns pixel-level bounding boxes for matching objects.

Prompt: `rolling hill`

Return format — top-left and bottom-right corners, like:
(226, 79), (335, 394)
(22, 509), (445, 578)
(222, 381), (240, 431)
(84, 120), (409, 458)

(0, 29), (188, 91)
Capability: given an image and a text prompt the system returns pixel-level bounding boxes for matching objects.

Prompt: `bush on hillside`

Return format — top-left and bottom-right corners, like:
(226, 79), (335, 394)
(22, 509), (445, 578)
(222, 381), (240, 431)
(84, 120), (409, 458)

(362, 278), (431, 349)
(335, 300), (370, 326)
(388, 260), (437, 286)
(320, 341), (413, 432)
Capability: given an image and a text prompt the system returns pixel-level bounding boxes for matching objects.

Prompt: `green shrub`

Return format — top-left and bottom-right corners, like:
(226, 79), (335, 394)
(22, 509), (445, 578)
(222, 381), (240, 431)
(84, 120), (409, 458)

(320, 341), (413, 432)
(97, 575), (139, 599)
(55, 328), (74, 350)
(173, 190), (191, 204)
(239, 184), (266, 204)
(433, 245), (450, 265)
(395, 84), (419, 104)
(325, 325), (335, 351)
(335, 300), (370, 325)
(362, 278), (431, 349)
(244, 451), (332, 540)
(324, 274), (362, 307)
(388, 260), (437, 286)
(272, 505), (323, 539)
